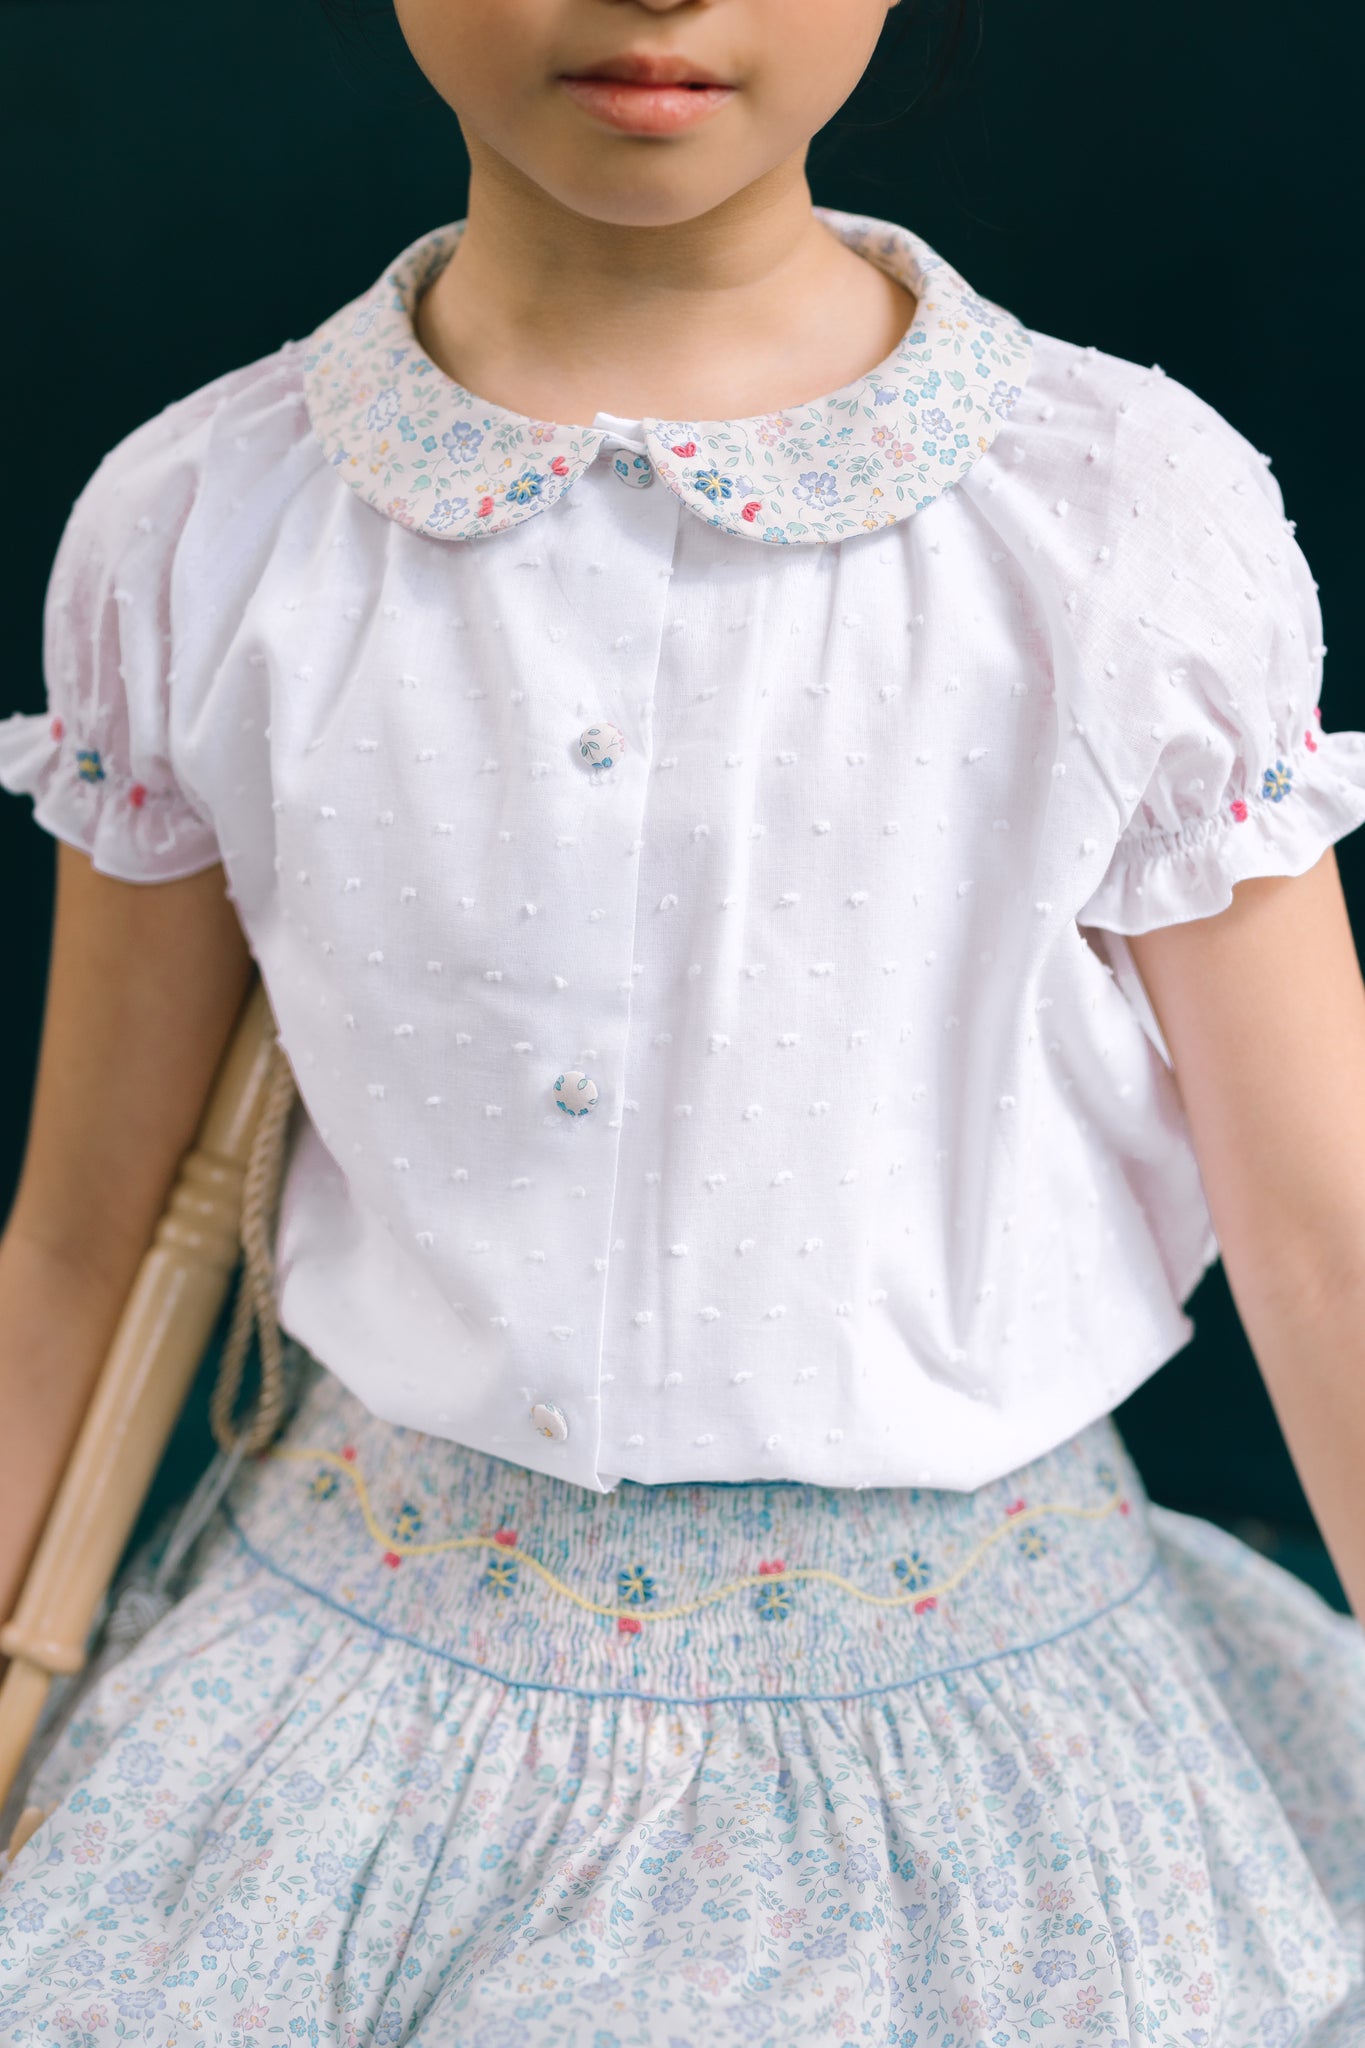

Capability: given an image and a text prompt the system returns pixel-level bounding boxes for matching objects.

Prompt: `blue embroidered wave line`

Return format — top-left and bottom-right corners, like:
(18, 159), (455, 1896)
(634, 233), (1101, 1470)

(219, 1501), (1164, 1708)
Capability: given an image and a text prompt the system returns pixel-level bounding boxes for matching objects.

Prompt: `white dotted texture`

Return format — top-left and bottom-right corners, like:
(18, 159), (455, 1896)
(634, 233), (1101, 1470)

(2, 271), (1364, 1497)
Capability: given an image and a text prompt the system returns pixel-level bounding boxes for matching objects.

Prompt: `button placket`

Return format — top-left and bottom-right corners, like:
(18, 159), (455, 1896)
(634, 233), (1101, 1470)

(503, 442), (681, 1483)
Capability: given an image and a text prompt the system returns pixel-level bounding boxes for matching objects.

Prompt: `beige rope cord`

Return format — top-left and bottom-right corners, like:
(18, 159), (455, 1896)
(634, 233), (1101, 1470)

(209, 1040), (299, 1458)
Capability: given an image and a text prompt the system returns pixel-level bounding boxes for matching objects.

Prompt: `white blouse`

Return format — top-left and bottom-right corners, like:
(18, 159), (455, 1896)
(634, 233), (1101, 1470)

(4, 206), (1364, 1495)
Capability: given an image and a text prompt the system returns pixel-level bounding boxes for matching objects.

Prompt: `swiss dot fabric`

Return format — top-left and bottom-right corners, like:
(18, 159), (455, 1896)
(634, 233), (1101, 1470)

(3, 207), (1365, 1493)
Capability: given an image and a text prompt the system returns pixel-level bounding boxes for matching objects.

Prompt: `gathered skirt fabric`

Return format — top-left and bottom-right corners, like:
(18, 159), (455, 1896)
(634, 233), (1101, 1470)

(1, 1344), (1364, 2047)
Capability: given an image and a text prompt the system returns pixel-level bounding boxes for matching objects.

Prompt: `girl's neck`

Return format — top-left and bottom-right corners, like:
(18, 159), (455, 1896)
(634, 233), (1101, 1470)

(413, 144), (917, 427)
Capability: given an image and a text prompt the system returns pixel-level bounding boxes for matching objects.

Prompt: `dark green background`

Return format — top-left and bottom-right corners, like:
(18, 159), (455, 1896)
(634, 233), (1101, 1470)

(2, 0), (1360, 1606)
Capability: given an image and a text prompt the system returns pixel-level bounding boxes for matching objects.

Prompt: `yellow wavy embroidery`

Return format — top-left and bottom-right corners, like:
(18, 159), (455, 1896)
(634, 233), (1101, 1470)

(271, 1445), (1126, 1628)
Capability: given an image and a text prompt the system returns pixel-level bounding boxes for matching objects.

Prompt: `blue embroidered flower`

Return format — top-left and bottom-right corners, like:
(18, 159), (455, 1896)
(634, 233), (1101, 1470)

(426, 497), (470, 533)
(310, 1851), (349, 1894)
(393, 1501), (424, 1543)
(691, 468), (733, 502)
(792, 470), (841, 510)
(980, 1752), (1019, 1794)
(113, 1740), (164, 1788)
(972, 1867), (1019, 1912)
(755, 1579), (793, 1622)
(1262, 760), (1293, 801)
(1016, 1525), (1050, 1562)
(115, 1991), (167, 2020)
(1032, 1947), (1078, 1986)
(1262, 2012), (1304, 2048)
(365, 386), (402, 432)
(617, 1563), (656, 1606)
(278, 1770), (326, 1805)
(310, 1468), (339, 1501)
(651, 1875), (697, 1915)
(442, 420), (485, 460)
(76, 748), (105, 783)
(484, 1555), (520, 1597)
(892, 1550), (934, 1591)
(504, 470), (544, 505)
(201, 1909), (250, 1952)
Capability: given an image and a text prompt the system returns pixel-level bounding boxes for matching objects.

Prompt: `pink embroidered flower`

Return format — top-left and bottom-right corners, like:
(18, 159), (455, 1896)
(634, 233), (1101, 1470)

(550, 455), (569, 477)
(671, 441), (697, 458)
(1230, 799), (1249, 823)
(382, 1550), (402, 1570)
(129, 784), (147, 809)
(1305, 727), (1318, 752)
(617, 1615), (641, 1635)
(1186, 1973), (1216, 2014)
(914, 1596), (937, 1616)
(493, 1527), (518, 1547)
(341, 1445), (357, 1462)
(757, 1558), (785, 1575)
(1005, 1498), (1027, 1517)
(741, 501), (761, 522)
(50, 716), (65, 741)
(478, 495), (494, 518)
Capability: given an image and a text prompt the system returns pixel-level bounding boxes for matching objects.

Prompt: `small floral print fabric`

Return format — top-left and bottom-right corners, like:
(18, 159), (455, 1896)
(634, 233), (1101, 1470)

(2, 1344), (1363, 2046)
(301, 205), (1034, 547)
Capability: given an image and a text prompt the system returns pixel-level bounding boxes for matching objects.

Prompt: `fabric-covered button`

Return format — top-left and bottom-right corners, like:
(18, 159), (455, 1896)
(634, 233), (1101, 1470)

(611, 451), (654, 489)
(553, 1070), (598, 1116)
(578, 722), (625, 770)
(530, 1400), (569, 1442)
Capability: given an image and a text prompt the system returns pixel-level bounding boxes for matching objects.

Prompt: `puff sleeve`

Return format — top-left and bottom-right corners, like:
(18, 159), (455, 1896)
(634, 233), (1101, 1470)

(1073, 381), (1365, 936)
(0, 412), (222, 882)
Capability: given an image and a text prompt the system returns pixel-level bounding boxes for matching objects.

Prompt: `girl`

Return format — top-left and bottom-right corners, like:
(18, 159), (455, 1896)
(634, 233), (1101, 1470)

(2, 0), (1364, 2040)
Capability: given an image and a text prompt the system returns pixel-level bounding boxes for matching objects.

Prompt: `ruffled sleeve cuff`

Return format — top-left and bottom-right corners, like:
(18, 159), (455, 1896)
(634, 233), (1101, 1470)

(0, 709), (221, 883)
(1077, 721), (1365, 937)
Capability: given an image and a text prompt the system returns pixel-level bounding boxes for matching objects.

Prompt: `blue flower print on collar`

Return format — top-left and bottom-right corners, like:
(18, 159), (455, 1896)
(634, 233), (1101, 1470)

(301, 206), (1033, 547)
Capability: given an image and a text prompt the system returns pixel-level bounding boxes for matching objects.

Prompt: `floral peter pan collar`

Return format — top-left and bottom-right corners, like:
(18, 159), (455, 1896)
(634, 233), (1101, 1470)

(301, 205), (1033, 547)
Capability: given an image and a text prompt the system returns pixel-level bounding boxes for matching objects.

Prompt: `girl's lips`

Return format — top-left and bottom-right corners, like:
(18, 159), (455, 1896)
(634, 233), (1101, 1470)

(558, 76), (735, 135)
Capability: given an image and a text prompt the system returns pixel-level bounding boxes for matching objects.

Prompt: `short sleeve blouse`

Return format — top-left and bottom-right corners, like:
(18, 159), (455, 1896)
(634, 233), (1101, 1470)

(3, 206), (1363, 1493)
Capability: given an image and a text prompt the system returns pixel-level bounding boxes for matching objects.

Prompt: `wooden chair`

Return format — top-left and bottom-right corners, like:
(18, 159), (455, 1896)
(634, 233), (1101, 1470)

(0, 977), (296, 1856)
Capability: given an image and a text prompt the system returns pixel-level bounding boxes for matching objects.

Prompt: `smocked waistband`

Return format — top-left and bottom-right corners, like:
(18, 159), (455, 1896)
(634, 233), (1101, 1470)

(220, 1348), (1158, 1705)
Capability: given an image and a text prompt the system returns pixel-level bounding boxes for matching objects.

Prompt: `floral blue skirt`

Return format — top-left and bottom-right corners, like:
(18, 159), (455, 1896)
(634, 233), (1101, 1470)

(1, 1341), (1363, 2047)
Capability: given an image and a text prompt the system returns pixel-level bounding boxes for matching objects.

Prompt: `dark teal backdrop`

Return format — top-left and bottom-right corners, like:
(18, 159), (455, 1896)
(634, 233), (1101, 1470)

(2, 0), (1360, 1605)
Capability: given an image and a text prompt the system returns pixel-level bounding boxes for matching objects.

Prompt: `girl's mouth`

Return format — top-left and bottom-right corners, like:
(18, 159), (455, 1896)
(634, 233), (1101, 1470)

(557, 56), (736, 136)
